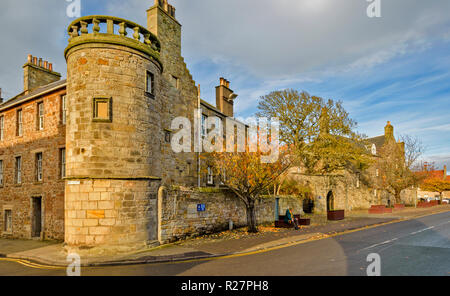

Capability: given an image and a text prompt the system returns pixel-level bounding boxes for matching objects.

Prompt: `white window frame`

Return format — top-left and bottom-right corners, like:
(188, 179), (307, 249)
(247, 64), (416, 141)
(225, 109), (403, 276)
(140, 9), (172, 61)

(36, 153), (43, 182)
(146, 71), (154, 95)
(15, 156), (22, 184)
(207, 166), (214, 185)
(61, 95), (67, 125)
(17, 110), (23, 137)
(38, 102), (44, 130)
(61, 148), (66, 178)
(0, 160), (3, 186)
(201, 114), (208, 138)
(0, 116), (4, 141)
(371, 144), (377, 155)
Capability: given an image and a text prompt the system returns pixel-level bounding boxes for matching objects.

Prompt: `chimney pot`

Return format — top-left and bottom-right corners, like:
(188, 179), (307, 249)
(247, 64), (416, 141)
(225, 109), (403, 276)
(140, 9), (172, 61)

(28, 54), (33, 63)
(44, 61), (48, 69)
(33, 57), (38, 65)
(39, 58), (43, 67)
(49, 63), (53, 71)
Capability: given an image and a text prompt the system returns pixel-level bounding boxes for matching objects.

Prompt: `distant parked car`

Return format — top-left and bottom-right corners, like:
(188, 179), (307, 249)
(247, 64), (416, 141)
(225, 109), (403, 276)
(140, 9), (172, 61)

(442, 199), (449, 204)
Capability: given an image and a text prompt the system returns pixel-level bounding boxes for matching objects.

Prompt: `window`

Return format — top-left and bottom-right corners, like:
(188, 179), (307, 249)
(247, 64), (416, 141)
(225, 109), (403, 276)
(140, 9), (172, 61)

(164, 130), (171, 143)
(4, 210), (12, 232)
(60, 148), (66, 178)
(356, 173), (360, 188)
(376, 169), (379, 177)
(207, 166), (214, 185)
(93, 97), (112, 122)
(146, 71), (155, 95)
(0, 160), (3, 186)
(170, 75), (179, 89)
(201, 114), (207, 138)
(37, 102), (44, 130)
(371, 144), (377, 155)
(17, 109), (23, 136)
(36, 153), (43, 182)
(61, 95), (67, 125)
(0, 116), (4, 141)
(15, 156), (21, 184)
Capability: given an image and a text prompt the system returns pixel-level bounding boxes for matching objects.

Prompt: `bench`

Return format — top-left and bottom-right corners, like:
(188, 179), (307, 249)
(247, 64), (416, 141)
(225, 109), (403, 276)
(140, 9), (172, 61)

(275, 215), (311, 228)
(368, 205), (393, 214)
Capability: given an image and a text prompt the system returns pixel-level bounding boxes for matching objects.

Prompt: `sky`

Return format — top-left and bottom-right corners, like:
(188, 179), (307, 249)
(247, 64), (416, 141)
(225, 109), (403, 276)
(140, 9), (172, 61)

(0, 0), (449, 171)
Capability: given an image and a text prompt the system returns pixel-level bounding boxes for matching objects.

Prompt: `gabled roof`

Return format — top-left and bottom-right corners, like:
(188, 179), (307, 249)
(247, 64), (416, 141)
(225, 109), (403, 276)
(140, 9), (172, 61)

(366, 135), (385, 148)
(0, 79), (67, 112)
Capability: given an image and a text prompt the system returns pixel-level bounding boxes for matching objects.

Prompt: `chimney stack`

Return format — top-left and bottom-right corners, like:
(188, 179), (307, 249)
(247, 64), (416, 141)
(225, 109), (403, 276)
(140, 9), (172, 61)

(216, 77), (238, 117)
(23, 54), (61, 94)
(0, 88), (3, 104)
(444, 165), (447, 179)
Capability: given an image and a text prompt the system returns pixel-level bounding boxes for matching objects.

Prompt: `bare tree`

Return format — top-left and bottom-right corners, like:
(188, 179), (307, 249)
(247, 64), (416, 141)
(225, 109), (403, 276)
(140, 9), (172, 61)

(373, 135), (425, 204)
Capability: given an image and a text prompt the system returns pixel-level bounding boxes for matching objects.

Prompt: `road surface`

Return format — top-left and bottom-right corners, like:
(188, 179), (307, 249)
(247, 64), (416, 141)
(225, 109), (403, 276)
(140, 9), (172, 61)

(0, 211), (449, 276)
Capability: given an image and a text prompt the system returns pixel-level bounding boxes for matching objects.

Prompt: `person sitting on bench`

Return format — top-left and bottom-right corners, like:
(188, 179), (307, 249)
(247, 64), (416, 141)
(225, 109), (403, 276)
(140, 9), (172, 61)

(284, 208), (299, 229)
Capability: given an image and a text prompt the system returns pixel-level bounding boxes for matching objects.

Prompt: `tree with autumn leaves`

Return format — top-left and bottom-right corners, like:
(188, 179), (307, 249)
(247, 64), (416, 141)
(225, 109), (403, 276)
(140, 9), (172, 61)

(208, 146), (292, 233)
(420, 178), (450, 202)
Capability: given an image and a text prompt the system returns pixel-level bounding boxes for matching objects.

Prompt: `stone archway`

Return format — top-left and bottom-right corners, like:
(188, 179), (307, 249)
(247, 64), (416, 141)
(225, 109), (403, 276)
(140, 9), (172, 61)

(327, 191), (335, 212)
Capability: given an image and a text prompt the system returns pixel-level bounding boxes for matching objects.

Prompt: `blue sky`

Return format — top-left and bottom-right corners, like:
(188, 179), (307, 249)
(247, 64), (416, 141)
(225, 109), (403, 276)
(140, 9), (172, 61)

(1, 0), (449, 171)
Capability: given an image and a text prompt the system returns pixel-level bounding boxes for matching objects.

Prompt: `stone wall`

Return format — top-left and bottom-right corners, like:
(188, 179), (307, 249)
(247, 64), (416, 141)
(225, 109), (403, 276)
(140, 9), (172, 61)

(158, 187), (303, 243)
(65, 178), (160, 248)
(0, 88), (66, 240)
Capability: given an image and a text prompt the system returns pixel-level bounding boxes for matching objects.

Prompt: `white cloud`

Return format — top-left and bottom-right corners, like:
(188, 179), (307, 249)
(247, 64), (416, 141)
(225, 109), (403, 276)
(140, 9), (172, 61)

(0, 0), (69, 98)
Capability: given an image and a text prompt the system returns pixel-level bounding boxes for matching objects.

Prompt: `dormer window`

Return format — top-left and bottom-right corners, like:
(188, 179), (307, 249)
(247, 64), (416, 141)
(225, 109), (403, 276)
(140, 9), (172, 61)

(371, 144), (377, 155)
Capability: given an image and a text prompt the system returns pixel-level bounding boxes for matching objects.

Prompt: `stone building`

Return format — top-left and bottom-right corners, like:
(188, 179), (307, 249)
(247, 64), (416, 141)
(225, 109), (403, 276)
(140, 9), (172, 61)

(0, 1), (240, 248)
(285, 121), (415, 213)
(0, 1), (415, 249)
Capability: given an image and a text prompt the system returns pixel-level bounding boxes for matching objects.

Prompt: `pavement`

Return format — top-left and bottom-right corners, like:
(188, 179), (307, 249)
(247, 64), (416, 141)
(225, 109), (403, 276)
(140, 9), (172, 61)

(1, 204), (449, 268)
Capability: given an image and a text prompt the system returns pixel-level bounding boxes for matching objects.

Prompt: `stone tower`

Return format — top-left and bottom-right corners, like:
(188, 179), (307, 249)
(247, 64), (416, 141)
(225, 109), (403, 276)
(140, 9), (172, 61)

(147, 0), (200, 186)
(384, 121), (394, 141)
(64, 16), (163, 250)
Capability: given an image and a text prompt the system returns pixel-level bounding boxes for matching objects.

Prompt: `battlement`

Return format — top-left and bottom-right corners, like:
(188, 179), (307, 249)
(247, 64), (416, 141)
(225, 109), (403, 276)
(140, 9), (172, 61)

(64, 15), (161, 66)
(154, 0), (176, 18)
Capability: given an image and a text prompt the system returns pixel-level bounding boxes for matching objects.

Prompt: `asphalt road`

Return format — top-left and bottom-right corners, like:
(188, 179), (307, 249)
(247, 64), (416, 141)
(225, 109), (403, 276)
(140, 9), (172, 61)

(0, 211), (449, 276)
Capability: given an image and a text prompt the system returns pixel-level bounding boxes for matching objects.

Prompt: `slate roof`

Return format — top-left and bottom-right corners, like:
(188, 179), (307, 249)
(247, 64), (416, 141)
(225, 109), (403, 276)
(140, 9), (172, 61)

(0, 79), (67, 111)
(366, 135), (386, 148)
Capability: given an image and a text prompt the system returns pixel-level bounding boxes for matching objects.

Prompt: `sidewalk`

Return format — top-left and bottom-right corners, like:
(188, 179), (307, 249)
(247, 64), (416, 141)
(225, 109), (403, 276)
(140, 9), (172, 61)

(4, 204), (449, 267)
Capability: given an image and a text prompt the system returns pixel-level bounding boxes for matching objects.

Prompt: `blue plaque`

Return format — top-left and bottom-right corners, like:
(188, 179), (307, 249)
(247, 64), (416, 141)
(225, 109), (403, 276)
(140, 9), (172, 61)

(197, 204), (206, 212)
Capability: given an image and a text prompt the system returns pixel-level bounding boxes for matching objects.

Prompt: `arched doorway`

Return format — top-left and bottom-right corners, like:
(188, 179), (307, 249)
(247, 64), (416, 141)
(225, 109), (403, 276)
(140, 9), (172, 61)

(327, 191), (334, 212)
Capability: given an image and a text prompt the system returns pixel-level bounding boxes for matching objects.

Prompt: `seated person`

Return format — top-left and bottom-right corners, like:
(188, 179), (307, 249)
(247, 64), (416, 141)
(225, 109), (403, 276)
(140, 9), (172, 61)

(284, 208), (299, 229)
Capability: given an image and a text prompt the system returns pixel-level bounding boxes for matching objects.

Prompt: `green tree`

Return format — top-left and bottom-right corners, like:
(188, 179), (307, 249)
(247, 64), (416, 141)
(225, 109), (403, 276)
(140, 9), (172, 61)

(257, 90), (372, 176)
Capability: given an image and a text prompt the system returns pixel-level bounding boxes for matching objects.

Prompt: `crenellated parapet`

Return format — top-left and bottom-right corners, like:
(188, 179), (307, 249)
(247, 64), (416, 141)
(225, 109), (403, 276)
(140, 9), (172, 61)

(64, 15), (162, 68)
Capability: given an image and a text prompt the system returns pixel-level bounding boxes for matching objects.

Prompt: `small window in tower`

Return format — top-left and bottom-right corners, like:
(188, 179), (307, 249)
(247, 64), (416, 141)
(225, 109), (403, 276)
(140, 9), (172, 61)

(93, 97), (112, 122)
(146, 71), (155, 97)
(170, 75), (180, 89)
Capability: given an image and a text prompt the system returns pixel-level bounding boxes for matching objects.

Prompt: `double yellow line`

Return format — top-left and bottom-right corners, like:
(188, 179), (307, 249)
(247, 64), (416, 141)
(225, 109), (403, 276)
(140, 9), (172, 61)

(0, 257), (65, 270)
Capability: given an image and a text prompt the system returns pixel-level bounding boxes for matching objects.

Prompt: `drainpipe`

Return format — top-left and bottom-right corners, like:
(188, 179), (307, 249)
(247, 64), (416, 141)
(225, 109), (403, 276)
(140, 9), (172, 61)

(197, 84), (201, 188)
